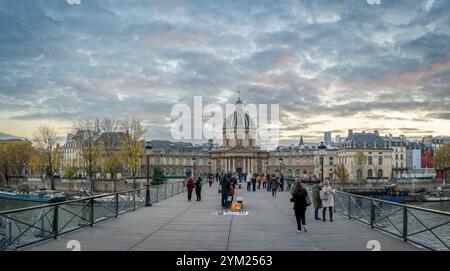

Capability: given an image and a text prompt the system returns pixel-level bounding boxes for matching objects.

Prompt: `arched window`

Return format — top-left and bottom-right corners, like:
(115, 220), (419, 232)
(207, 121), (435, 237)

(357, 169), (363, 179)
(378, 169), (383, 178)
(368, 169), (373, 178)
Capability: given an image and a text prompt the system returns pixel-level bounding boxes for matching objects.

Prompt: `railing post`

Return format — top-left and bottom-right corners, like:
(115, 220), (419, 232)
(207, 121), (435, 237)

(348, 195), (352, 219)
(115, 194), (119, 218)
(133, 191), (136, 211)
(145, 184), (152, 206)
(370, 200), (375, 229)
(403, 206), (408, 242)
(53, 205), (59, 239)
(90, 198), (94, 227)
(156, 185), (159, 202)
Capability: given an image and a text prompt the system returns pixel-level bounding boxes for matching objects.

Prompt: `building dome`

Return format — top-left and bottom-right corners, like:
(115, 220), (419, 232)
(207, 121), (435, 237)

(223, 97), (256, 148)
(223, 98), (256, 130)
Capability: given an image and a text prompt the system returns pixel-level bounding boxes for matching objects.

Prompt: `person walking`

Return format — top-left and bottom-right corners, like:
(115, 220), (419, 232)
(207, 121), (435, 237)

(279, 174), (284, 192)
(186, 176), (195, 201)
(270, 174), (279, 198)
(290, 181), (309, 232)
(267, 174), (271, 192)
(257, 174), (262, 190)
(221, 176), (231, 208)
(208, 174), (213, 187)
(195, 176), (202, 201)
(251, 174), (257, 192)
(246, 172), (252, 191)
(320, 180), (336, 222)
(262, 174), (267, 189)
(312, 180), (323, 220)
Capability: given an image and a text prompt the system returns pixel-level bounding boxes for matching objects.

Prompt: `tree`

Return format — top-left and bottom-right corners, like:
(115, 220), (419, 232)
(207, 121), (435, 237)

(120, 118), (146, 189)
(99, 117), (122, 192)
(72, 119), (101, 192)
(152, 165), (165, 185)
(32, 126), (61, 190)
(0, 141), (33, 188)
(434, 143), (450, 182)
(333, 164), (349, 183)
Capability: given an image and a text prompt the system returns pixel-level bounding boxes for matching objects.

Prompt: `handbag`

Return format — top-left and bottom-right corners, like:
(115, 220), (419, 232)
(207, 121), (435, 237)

(305, 195), (312, 207)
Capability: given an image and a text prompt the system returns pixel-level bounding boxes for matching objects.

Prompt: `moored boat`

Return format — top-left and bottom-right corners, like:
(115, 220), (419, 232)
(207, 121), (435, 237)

(0, 190), (66, 203)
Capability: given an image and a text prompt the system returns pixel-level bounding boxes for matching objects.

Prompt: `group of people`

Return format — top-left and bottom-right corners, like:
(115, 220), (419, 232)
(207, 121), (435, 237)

(185, 171), (337, 234)
(186, 176), (203, 201)
(245, 173), (285, 196)
(289, 179), (336, 233)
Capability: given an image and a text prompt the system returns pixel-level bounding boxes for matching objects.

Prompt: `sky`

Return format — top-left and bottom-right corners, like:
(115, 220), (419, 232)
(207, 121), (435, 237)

(0, 0), (449, 145)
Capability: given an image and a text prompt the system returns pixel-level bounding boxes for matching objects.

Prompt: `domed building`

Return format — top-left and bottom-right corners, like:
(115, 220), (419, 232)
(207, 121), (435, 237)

(222, 97), (256, 148)
(210, 97), (269, 174)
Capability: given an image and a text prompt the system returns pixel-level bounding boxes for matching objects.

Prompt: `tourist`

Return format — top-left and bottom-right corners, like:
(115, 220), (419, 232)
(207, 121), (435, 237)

(221, 175), (231, 208)
(262, 173), (267, 189)
(279, 174), (284, 192)
(246, 172), (252, 191)
(208, 174), (213, 187)
(195, 176), (202, 201)
(186, 176), (195, 201)
(257, 174), (262, 190)
(266, 174), (271, 192)
(312, 180), (323, 220)
(270, 174), (279, 197)
(320, 180), (336, 222)
(290, 181), (309, 232)
(251, 174), (257, 192)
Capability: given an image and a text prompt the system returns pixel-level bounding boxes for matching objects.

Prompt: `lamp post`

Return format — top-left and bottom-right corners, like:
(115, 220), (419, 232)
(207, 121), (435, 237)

(192, 157), (197, 178)
(318, 142), (326, 183)
(145, 141), (153, 206)
(208, 161), (211, 175)
(278, 157), (283, 177)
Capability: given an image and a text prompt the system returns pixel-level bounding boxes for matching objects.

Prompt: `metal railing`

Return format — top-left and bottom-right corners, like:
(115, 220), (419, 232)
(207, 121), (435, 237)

(332, 190), (450, 251)
(0, 181), (186, 251)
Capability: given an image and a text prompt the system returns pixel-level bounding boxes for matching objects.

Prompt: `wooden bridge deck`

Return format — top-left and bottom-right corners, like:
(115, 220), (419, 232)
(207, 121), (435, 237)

(24, 182), (421, 251)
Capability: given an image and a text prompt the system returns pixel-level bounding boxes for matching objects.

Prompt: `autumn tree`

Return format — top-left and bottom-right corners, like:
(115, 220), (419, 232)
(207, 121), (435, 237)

(32, 126), (62, 190)
(99, 117), (122, 192)
(434, 143), (450, 182)
(120, 118), (146, 189)
(333, 164), (349, 183)
(72, 119), (101, 192)
(0, 141), (33, 188)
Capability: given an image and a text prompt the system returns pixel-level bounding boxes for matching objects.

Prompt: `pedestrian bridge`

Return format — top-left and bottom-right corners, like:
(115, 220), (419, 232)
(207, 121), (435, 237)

(14, 183), (423, 251)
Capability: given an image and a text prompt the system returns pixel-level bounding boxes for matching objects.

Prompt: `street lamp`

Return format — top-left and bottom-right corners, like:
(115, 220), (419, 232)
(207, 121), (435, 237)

(191, 157), (197, 178)
(318, 142), (326, 183)
(145, 141), (153, 206)
(208, 161), (211, 175)
(278, 157), (283, 177)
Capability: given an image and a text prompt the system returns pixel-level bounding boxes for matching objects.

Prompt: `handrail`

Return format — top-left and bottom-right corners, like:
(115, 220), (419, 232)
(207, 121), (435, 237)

(0, 180), (186, 216)
(335, 190), (450, 216)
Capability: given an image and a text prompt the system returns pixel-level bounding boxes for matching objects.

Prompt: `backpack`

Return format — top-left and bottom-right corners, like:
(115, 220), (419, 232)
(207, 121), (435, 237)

(320, 189), (330, 201)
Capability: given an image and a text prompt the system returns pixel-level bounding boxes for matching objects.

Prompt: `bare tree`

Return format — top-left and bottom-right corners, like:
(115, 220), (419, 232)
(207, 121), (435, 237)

(120, 118), (146, 189)
(32, 126), (61, 190)
(72, 118), (101, 192)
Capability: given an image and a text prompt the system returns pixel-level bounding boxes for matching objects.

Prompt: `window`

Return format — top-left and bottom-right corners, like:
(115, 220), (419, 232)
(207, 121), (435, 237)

(357, 169), (363, 179)
(329, 157), (334, 166)
(368, 156), (373, 166)
(368, 169), (373, 178)
(378, 156), (383, 165)
(395, 154), (398, 160)
(378, 169), (383, 178)
(401, 154), (404, 160)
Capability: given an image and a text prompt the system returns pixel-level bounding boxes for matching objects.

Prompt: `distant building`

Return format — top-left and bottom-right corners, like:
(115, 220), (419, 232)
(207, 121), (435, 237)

(324, 132), (332, 144)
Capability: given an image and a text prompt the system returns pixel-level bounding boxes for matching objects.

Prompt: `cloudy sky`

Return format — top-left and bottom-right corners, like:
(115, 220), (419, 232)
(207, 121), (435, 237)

(0, 0), (449, 144)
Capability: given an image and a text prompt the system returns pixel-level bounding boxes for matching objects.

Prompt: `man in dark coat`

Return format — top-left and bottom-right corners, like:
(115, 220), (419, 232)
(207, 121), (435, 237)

(221, 176), (231, 208)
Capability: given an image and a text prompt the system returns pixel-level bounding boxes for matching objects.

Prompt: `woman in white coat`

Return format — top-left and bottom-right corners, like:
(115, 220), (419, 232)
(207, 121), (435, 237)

(320, 180), (336, 222)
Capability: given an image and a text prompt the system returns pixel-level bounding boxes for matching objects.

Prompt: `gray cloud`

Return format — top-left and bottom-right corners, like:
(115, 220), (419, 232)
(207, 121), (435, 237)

(0, 0), (449, 140)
